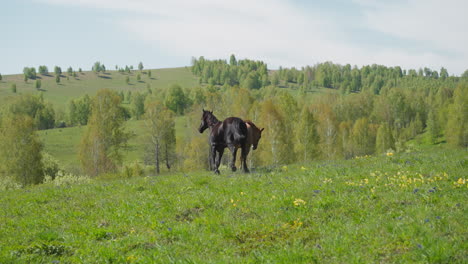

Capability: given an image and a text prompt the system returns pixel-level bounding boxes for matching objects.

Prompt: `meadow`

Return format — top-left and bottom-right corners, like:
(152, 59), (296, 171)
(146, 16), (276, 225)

(1, 144), (466, 263)
(0, 67), (199, 108)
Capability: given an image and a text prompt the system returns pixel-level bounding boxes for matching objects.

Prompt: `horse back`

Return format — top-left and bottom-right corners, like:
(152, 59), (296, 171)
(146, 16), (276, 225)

(223, 117), (247, 146)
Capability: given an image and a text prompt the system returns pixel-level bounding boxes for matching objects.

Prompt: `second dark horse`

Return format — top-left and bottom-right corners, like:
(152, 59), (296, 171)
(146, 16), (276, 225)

(198, 109), (250, 174)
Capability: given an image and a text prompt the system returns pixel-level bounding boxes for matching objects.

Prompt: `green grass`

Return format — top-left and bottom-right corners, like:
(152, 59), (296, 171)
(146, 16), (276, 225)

(0, 67), (199, 108)
(1, 145), (466, 263)
(38, 117), (190, 171)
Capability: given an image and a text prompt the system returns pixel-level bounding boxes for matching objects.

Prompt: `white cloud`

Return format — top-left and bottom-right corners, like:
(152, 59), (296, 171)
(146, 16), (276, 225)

(39, 0), (467, 74)
(354, 0), (468, 74)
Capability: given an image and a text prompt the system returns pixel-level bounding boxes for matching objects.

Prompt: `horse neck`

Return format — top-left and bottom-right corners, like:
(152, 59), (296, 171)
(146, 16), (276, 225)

(246, 123), (254, 145)
(207, 114), (220, 128)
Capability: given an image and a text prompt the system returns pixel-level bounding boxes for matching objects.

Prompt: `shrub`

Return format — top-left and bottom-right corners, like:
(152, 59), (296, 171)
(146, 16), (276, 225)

(43, 171), (90, 186)
(42, 153), (62, 180)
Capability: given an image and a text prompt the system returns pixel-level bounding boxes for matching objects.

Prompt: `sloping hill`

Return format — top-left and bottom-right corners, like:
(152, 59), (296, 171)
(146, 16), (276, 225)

(0, 67), (199, 107)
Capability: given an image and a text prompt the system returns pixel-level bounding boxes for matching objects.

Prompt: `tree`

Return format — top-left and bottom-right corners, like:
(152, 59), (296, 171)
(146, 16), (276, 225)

(295, 106), (320, 162)
(67, 66), (73, 76)
(125, 76), (130, 84)
(351, 118), (375, 156)
(23, 67), (37, 80)
(55, 75), (60, 84)
(138, 62), (144, 71)
(375, 123), (395, 154)
(143, 100), (176, 174)
(446, 83), (468, 147)
(38, 65), (49, 75)
(316, 104), (339, 159)
(271, 73), (280, 86)
(131, 92), (145, 119)
(148, 70), (152, 78)
(242, 72), (261, 89)
(79, 89), (130, 176)
(0, 114), (44, 186)
(137, 73), (141, 82)
(0, 73), (2, 81)
(230, 54), (237, 66)
(11, 83), (16, 93)
(92, 62), (102, 74)
(439, 67), (449, 80)
(72, 95), (92, 125)
(426, 109), (440, 144)
(258, 99), (292, 165)
(35, 79), (42, 89)
(54, 66), (62, 76)
(68, 100), (78, 125)
(165, 84), (189, 115)
(7, 94), (55, 130)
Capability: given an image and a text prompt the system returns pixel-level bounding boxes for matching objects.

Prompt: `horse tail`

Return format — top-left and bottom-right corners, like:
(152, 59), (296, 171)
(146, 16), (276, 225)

(234, 119), (247, 143)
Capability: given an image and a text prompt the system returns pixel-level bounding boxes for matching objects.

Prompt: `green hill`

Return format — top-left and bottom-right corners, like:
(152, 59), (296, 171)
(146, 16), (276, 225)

(0, 67), (199, 108)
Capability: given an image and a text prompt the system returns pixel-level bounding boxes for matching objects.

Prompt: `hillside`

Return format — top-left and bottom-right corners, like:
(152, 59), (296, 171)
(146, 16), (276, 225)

(1, 145), (466, 263)
(38, 117), (190, 171)
(0, 67), (199, 108)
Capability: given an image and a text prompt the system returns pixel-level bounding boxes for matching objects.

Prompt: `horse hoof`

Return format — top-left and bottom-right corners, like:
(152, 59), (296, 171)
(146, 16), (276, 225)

(231, 166), (237, 172)
(214, 169), (220, 175)
(243, 168), (250, 173)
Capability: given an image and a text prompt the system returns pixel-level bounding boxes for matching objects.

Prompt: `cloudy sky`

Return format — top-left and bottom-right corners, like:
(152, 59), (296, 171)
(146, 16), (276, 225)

(2, 0), (467, 75)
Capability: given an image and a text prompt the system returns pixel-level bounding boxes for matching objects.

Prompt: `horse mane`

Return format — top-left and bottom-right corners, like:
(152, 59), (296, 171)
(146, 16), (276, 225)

(205, 112), (220, 127)
(244, 120), (258, 131)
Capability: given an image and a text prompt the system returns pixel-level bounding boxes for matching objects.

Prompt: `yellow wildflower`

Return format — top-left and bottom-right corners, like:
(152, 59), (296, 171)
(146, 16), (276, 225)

(323, 178), (333, 184)
(301, 166), (307, 170)
(293, 198), (306, 206)
(386, 152), (394, 157)
(127, 255), (137, 262)
(454, 178), (466, 187)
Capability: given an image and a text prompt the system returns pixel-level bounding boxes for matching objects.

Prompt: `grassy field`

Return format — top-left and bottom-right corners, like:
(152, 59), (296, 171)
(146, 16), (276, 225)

(38, 117), (190, 171)
(1, 145), (466, 263)
(0, 67), (199, 108)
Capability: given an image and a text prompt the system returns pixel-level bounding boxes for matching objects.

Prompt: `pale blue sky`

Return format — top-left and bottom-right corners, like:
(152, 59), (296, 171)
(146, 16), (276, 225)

(2, 0), (467, 75)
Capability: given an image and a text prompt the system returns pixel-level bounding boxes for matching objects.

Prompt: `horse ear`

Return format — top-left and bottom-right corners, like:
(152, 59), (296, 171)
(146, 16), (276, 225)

(260, 128), (264, 132)
(202, 108), (205, 112)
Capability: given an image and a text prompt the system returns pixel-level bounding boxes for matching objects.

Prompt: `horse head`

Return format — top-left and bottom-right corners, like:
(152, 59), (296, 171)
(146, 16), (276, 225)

(252, 127), (264, 150)
(198, 109), (216, 133)
(246, 120), (264, 150)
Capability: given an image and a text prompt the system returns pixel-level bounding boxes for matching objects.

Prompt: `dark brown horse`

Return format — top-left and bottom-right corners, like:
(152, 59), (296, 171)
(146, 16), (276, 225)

(245, 120), (264, 151)
(231, 120), (264, 169)
(198, 110), (249, 174)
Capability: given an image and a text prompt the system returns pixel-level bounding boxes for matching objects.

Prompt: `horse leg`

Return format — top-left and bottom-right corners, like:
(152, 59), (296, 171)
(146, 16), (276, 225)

(229, 146), (238, 172)
(241, 145), (250, 173)
(214, 147), (224, 174)
(210, 145), (217, 173)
